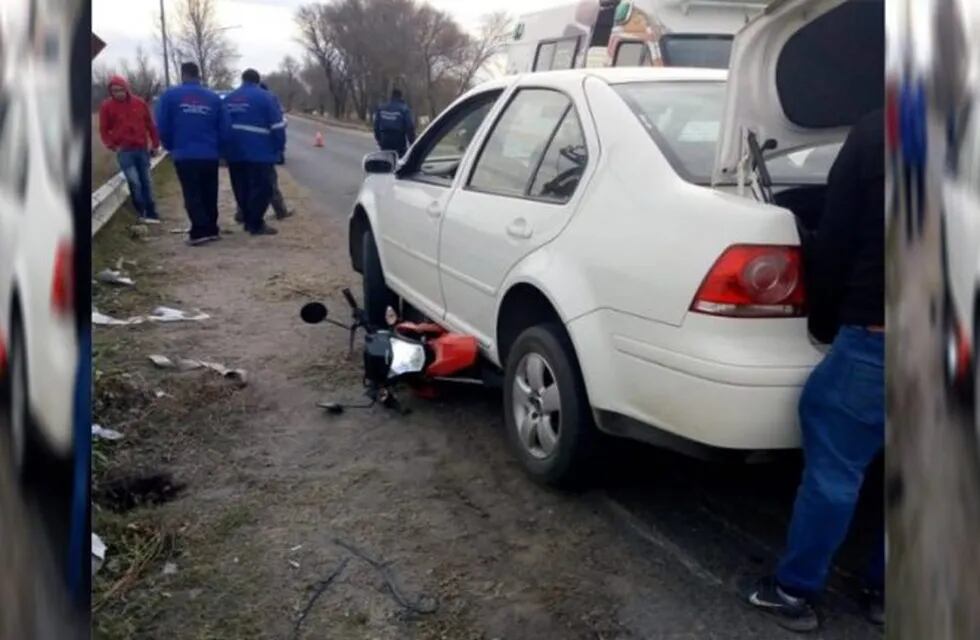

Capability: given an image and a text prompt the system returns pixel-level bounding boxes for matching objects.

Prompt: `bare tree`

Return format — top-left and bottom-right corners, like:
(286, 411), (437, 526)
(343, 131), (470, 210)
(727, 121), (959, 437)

(296, 3), (350, 118)
(171, 0), (239, 88)
(264, 56), (306, 112)
(300, 56), (331, 115)
(455, 11), (512, 94)
(122, 46), (163, 101)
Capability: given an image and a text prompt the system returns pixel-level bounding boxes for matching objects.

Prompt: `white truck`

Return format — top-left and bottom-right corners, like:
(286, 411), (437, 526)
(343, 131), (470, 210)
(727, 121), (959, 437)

(505, 0), (767, 74)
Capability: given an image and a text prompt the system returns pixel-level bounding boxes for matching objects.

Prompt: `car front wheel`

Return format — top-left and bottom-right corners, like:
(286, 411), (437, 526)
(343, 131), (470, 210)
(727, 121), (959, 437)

(361, 229), (397, 327)
(4, 319), (29, 474)
(503, 324), (598, 488)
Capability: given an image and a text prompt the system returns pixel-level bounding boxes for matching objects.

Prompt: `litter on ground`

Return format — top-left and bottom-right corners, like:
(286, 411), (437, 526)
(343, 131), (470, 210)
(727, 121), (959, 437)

(95, 269), (135, 286)
(92, 533), (107, 576)
(92, 424), (124, 441)
(93, 306), (210, 326)
(148, 354), (248, 386)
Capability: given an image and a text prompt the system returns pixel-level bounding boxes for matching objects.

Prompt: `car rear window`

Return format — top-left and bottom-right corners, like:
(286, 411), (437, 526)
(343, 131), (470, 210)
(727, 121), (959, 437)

(613, 81), (840, 185)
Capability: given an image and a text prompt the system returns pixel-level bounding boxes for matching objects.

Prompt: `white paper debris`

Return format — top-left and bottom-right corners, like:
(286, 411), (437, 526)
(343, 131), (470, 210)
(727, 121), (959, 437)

(289, 545), (303, 553)
(96, 269), (135, 286)
(149, 354), (176, 369)
(162, 562), (178, 576)
(93, 309), (144, 326)
(92, 424), (124, 441)
(148, 354), (247, 386)
(92, 533), (107, 576)
(289, 560), (300, 569)
(147, 307), (210, 323)
(94, 307), (208, 326)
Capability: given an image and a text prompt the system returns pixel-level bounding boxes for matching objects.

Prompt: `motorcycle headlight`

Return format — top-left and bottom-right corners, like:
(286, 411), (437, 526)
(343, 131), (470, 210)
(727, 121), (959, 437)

(388, 337), (426, 377)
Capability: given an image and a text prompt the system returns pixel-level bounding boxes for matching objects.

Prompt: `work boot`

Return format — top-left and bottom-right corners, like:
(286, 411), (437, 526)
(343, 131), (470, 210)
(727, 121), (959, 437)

(741, 576), (819, 633)
(250, 225), (278, 236)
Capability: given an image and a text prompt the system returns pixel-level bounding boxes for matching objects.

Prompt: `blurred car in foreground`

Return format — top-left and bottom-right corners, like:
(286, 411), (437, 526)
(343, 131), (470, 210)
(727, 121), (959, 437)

(0, 69), (78, 475)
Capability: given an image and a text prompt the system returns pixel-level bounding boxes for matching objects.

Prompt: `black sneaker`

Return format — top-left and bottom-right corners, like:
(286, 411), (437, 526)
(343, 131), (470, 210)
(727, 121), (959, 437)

(741, 576), (819, 633)
(863, 588), (884, 626)
(234, 210), (244, 224)
(275, 209), (295, 220)
(186, 237), (210, 246)
(250, 226), (278, 236)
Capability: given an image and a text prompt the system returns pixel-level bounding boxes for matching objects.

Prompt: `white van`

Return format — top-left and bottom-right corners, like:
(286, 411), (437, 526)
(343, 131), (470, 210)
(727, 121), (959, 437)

(505, 0), (766, 75)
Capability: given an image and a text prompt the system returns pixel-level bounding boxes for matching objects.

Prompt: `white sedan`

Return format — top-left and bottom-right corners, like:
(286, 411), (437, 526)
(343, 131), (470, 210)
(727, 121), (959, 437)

(0, 67), (77, 474)
(348, 0), (883, 485)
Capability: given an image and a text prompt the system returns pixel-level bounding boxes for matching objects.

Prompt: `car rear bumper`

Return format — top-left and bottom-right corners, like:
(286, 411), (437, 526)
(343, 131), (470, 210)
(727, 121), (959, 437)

(568, 310), (822, 450)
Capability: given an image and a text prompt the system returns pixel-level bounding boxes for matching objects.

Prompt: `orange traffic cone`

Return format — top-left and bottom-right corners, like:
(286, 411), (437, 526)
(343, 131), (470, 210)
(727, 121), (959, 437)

(314, 131), (324, 147)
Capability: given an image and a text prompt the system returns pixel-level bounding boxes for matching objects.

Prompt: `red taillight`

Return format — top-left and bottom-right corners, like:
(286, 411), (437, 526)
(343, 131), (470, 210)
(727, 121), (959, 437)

(691, 244), (805, 318)
(51, 241), (74, 315)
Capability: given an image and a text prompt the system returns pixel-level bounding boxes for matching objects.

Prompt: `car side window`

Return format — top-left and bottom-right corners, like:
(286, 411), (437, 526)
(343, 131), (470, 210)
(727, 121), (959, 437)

(0, 95), (27, 202)
(468, 89), (572, 198)
(529, 109), (588, 203)
(409, 92), (501, 186)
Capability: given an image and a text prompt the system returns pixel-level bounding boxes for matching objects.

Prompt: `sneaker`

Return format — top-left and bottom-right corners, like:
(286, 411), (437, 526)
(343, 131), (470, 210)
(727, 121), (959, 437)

(141, 216), (162, 225)
(250, 225), (278, 236)
(275, 209), (295, 220)
(741, 576), (819, 633)
(186, 237), (211, 247)
(863, 589), (884, 626)
(204, 234), (222, 243)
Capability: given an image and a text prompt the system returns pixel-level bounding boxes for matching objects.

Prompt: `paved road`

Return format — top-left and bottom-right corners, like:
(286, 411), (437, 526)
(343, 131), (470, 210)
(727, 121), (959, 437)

(277, 114), (883, 637)
(282, 115), (376, 221)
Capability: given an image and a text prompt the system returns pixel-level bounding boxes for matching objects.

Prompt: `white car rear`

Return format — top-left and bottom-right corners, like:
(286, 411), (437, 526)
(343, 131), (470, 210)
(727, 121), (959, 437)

(0, 70), (77, 472)
(349, 0), (883, 485)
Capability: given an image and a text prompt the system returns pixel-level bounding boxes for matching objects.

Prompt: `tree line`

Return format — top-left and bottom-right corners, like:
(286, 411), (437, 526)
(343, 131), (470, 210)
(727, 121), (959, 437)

(92, 0), (511, 124)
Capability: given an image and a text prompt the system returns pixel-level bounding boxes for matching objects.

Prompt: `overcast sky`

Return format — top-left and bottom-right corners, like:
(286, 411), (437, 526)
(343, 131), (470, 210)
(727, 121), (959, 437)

(92, 0), (564, 79)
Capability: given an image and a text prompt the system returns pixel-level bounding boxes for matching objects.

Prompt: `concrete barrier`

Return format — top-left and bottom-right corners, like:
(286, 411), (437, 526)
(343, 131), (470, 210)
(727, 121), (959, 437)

(91, 151), (168, 237)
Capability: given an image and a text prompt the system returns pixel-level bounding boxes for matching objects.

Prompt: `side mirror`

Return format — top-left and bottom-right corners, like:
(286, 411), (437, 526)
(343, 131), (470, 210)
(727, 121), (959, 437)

(363, 150), (398, 174)
(300, 302), (328, 324)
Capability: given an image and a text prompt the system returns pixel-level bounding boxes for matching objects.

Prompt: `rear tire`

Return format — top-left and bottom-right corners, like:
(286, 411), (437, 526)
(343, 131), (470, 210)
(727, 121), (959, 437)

(4, 318), (30, 477)
(362, 230), (396, 327)
(503, 323), (598, 488)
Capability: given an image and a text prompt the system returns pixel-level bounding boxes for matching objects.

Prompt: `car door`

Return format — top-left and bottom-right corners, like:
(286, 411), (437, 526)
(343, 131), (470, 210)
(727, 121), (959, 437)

(377, 90), (502, 320)
(439, 87), (592, 346)
(0, 90), (27, 351)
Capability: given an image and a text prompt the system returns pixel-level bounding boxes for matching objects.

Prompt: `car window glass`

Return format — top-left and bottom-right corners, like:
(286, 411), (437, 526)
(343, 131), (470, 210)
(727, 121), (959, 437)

(469, 89), (570, 198)
(553, 39), (578, 69)
(413, 92), (500, 184)
(529, 109), (588, 202)
(0, 96), (27, 201)
(615, 41), (648, 67)
(535, 42), (557, 71)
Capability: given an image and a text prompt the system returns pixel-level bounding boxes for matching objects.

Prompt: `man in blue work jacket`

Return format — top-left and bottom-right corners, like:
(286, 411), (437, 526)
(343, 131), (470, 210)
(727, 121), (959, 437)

(374, 89), (416, 157)
(156, 62), (229, 245)
(223, 68), (286, 236)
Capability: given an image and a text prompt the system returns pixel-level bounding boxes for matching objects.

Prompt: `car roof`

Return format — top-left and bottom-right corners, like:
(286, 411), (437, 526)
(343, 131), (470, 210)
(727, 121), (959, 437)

(477, 66), (727, 93)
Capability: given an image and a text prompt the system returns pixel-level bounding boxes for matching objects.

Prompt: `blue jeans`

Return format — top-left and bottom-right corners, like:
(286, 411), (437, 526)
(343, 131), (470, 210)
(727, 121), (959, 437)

(117, 149), (158, 219)
(776, 326), (885, 596)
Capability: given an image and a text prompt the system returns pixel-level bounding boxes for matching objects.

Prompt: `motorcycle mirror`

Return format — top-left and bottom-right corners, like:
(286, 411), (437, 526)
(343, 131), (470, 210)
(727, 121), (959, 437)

(300, 302), (329, 325)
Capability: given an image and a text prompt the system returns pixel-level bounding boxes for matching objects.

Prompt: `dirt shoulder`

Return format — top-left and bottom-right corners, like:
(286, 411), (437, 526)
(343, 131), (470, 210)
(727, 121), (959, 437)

(92, 163), (826, 640)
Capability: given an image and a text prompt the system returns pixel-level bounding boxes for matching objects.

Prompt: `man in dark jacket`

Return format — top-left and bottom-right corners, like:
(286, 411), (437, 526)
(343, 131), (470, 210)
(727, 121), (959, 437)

(374, 89), (416, 157)
(98, 74), (161, 223)
(743, 109), (885, 632)
(156, 62), (228, 246)
(224, 69), (286, 236)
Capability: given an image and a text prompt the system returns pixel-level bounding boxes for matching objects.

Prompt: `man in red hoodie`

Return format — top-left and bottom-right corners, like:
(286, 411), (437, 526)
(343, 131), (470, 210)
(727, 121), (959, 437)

(99, 75), (162, 223)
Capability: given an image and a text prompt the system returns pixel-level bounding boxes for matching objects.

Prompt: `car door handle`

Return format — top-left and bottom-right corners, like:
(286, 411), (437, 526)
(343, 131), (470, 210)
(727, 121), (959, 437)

(506, 218), (533, 239)
(426, 201), (443, 219)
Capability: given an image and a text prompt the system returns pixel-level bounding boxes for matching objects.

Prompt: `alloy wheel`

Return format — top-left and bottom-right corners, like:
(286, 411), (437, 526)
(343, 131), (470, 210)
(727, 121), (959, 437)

(511, 352), (562, 460)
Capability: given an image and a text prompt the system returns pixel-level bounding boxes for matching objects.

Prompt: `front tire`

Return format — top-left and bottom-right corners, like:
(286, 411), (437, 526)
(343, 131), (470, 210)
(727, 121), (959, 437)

(4, 319), (30, 476)
(503, 324), (598, 488)
(361, 230), (396, 327)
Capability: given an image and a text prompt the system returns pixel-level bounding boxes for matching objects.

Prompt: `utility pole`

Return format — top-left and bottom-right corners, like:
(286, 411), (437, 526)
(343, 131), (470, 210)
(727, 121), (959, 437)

(160, 0), (171, 87)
